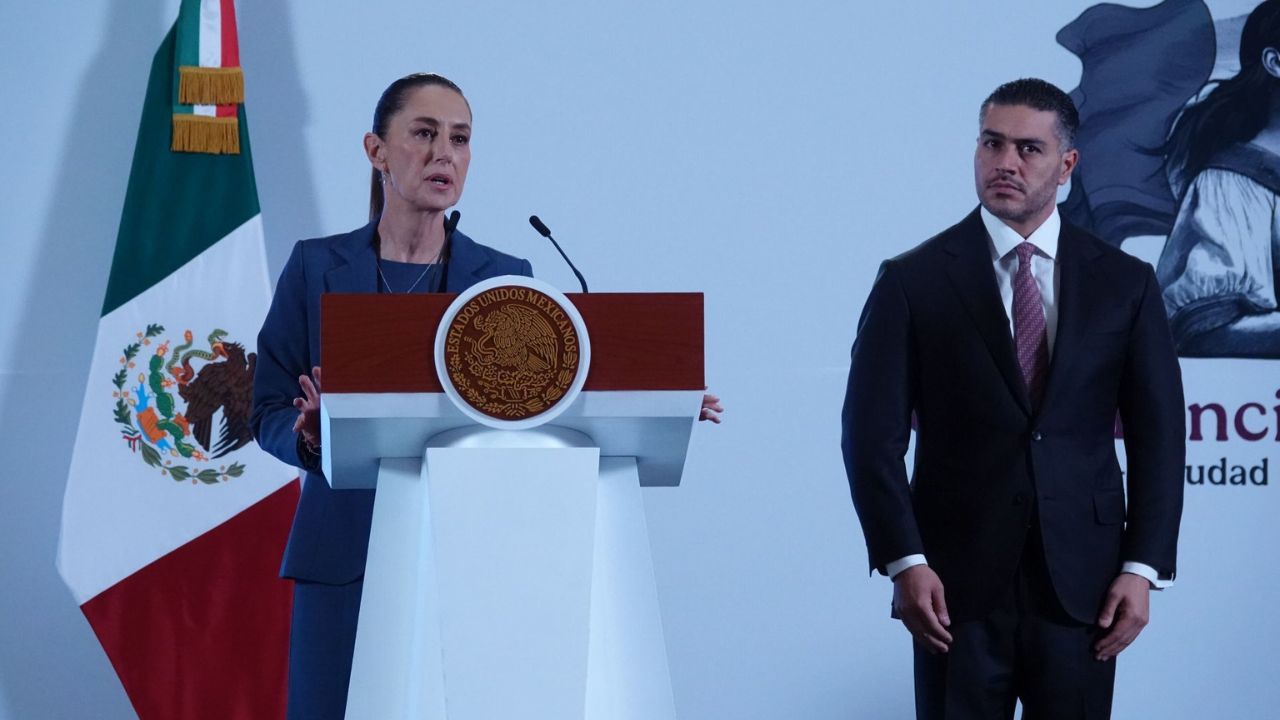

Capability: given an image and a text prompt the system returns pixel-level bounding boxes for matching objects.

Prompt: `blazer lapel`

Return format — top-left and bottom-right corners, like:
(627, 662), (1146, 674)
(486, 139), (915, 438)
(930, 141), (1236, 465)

(944, 210), (1032, 417)
(1036, 222), (1100, 415)
(444, 231), (491, 292)
(322, 224), (496, 294)
(324, 221), (378, 292)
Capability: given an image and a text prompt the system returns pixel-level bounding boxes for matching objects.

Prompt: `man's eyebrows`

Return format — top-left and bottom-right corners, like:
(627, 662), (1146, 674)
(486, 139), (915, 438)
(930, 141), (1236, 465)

(980, 129), (1046, 146)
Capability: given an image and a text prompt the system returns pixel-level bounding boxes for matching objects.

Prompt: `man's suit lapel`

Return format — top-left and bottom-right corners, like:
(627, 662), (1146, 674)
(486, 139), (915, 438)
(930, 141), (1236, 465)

(1037, 222), (1102, 415)
(945, 209), (1033, 417)
(324, 221), (378, 292)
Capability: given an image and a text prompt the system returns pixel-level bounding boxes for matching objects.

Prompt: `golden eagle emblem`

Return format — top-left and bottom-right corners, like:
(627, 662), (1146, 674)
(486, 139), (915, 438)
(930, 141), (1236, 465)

(443, 286), (581, 420)
(111, 325), (252, 484)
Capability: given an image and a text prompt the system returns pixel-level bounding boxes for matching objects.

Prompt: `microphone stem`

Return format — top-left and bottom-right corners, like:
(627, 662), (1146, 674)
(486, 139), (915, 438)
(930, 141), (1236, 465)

(547, 235), (588, 293)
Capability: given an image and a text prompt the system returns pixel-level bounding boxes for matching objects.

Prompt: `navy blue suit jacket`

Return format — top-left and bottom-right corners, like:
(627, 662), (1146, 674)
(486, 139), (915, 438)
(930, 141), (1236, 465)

(252, 220), (532, 584)
(841, 209), (1185, 624)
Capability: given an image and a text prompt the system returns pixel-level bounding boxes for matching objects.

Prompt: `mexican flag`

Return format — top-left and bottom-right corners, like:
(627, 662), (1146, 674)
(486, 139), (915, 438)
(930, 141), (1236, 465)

(57, 1), (299, 717)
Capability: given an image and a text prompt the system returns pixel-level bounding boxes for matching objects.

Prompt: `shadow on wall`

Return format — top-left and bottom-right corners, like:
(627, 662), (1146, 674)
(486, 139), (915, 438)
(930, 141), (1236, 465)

(239, 0), (322, 279)
(0, 1), (319, 717)
(0, 1), (163, 718)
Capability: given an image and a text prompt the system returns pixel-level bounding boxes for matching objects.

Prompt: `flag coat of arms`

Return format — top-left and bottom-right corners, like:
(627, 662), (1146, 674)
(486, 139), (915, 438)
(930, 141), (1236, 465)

(57, 1), (299, 717)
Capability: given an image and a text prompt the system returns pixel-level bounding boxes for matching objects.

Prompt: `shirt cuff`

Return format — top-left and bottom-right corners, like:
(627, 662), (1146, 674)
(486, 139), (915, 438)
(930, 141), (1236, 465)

(886, 554), (928, 579)
(1121, 561), (1174, 590)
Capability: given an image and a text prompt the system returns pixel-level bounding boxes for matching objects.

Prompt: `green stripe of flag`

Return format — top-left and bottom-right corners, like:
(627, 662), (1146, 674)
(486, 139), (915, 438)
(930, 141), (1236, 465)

(102, 22), (259, 316)
(174, 0), (204, 114)
(174, 0), (202, 70)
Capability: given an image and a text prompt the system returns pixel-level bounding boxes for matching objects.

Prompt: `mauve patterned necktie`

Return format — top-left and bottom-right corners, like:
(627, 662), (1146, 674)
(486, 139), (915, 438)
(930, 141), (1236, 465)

(1013, 241), (1049, 407)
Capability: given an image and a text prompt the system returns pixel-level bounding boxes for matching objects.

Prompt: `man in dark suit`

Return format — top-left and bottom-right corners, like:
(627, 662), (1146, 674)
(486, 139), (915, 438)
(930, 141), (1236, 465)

(841, 78), (1185, 719)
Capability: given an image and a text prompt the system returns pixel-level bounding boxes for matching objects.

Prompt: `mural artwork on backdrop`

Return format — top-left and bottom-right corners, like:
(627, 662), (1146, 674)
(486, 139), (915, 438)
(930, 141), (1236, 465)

(1059, 0), (1280, 360)
(1058, 0), (1277, 488)
(112, 326), (255, 484)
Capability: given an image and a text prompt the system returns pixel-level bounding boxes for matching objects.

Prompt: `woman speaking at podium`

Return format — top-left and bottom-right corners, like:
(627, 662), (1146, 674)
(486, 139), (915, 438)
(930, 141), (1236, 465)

(251, 73), (533, 719)
(253, 72), (723, 719)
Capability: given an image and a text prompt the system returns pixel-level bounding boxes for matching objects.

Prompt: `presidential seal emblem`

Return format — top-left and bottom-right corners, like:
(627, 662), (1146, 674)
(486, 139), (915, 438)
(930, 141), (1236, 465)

(111, 325), (255, 483)
(436, 276), (591, 429)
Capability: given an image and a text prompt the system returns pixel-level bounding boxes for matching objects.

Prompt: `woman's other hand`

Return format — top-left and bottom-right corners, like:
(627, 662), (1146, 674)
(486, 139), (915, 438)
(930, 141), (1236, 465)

(699, 393), (723, 423)
(292, 366), (322, 450)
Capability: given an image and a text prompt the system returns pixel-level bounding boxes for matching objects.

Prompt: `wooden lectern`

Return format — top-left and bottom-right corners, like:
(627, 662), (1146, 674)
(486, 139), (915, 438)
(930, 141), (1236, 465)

(319, 283), (703, 720)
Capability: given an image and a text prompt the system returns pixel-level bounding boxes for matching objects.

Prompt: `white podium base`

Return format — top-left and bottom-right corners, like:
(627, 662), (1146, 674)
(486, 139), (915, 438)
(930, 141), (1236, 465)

(586, 456), (679, 719)
(346, 428), (676, 720)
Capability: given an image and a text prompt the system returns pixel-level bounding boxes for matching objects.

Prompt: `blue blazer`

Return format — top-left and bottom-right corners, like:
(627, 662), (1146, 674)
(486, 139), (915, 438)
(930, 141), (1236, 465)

(252, 220), (533, 584)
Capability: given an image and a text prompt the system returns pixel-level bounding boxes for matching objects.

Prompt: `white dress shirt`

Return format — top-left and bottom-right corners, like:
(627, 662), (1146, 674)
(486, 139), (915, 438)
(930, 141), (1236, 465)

(886, 207), (1170, 589)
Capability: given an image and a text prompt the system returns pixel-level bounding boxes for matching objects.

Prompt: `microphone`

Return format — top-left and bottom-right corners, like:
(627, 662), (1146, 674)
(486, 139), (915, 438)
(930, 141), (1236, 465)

(427, 210), (460, 292)
(528, 215), (589, 293)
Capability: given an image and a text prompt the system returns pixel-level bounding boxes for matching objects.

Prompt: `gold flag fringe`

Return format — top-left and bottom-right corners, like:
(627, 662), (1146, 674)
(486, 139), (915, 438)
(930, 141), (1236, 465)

(178, 66), (245, 105)
(171, 115), (240, 155)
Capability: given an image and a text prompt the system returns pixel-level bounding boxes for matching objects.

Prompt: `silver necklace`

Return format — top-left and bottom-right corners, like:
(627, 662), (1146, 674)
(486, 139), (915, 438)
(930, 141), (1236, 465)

(377, 246), (444, 293)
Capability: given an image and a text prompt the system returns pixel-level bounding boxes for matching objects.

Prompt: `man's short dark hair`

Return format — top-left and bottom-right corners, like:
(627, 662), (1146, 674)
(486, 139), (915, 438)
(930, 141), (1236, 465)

(980, 78), (1079, 151)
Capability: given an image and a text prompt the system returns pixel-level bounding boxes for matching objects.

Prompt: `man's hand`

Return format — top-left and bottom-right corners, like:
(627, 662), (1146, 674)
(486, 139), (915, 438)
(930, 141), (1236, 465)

(1094, 572), (1150, 661)
(893, 565), (953, 653)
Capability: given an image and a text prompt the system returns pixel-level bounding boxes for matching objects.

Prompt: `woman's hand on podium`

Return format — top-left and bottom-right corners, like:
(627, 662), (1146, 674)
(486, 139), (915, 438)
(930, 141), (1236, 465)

(699, 393), (723, 423)
(293, 366), (322, 452)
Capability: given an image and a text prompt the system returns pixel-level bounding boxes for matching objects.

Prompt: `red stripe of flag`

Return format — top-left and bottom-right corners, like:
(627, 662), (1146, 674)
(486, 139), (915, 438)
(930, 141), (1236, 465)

(220, 0), (240, 67)
(82, 479), (300, 720)
(216, 0), (240, 118)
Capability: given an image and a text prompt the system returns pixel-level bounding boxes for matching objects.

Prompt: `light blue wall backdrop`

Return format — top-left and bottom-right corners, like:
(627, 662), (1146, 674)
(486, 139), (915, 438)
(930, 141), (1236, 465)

(0, 1), (1273, 718)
